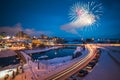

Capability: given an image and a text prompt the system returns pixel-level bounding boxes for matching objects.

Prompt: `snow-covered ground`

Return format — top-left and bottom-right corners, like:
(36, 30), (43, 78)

(83, 48), (120, 80)
(106, 46), (120, 52)
(39, 46), (84, 66)
(69, 47), (120, 80)
(40, 48), (88, 80)
(74, 46), (83, 54)
(40, 56), (72, 65)
(0, 68), (17, 79)
(105, 46), (120, 63)
(0, 50), (17, 58)
(24, 46), (62, 54)
(13, 46), (88, 80)
(1, 45), (120, 80)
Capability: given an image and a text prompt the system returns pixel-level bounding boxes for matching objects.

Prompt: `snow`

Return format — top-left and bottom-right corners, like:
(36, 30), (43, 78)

(28, 46), (88, 80)
(105, 46), (120, 64)
(1, 44), (120, 80)
(0, 46), (88, 80)
(83, 48), (120, 80)
(106, 46), (120, 52)
(70, 47), (120, 80)
(38, 46), (86, 66)
(0, 47), (86, 80)
(38, 55), (48, 59)
(74, 46), (83, 54)
(0, 68), (17, 79)
(40, 56), (72, 65)
(24, 46), (61, 54)
(0, 50), (17, 58)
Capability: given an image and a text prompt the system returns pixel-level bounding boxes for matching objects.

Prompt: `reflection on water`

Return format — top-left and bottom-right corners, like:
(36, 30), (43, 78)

(54, 50), (57, 55)
(0, 56), (20, 68)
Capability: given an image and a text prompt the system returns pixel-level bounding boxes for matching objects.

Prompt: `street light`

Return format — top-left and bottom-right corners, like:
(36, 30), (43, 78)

(37, 59), (40, 70)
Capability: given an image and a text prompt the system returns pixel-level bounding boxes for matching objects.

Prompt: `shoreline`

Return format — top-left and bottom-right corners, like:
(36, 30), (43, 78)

(24, 46), (63, 54)
(0, 50), (17, 58)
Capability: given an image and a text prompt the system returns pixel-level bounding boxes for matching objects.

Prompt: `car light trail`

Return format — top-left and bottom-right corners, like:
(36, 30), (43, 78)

(46, 44), (97, 80)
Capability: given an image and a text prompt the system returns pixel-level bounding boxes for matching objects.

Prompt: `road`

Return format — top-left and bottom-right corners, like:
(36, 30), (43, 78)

(46, 44), (98, 80)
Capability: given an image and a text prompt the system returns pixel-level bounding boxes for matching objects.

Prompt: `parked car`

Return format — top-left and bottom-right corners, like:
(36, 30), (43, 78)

(91, 58), (98, 63)
(86, 62), (96, 70)
(68, 75), (77, 80)
(77, 69), (88, 77)
(67, 78), (77, 80)
(95, 53), (100, 58)
(97, 48), (101, 54)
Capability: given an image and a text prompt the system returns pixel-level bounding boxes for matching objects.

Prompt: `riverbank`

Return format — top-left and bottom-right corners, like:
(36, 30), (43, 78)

(0, 50), (17, 58)
(24, 46), (63, 54)
(13, 46), (87, 80)
(0, 46), (87, 80)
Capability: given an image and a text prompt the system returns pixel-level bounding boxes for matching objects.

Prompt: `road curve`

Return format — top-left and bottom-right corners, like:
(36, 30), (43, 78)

(45, 44), (98, 80)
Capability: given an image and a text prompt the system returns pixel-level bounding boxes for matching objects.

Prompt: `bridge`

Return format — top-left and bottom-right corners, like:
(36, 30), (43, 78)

(46, 44), (84, 46)
(46, 43), (120, 47)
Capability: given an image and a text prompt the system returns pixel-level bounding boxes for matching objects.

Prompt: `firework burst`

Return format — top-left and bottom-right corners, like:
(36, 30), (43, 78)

(69, 1), (103, 28)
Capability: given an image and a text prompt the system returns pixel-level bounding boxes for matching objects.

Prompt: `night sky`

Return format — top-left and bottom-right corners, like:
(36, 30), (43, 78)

(0, 0), (120, 39)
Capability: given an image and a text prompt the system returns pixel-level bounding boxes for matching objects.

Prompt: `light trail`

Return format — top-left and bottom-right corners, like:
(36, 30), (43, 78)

(46, 44), (97, 80)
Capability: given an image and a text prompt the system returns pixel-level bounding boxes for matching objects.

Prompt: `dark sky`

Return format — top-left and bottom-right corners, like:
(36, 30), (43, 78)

(0, 0), (120, 39)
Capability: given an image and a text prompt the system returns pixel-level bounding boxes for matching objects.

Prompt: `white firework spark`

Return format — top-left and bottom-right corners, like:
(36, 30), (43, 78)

(69, 1), (103, 28)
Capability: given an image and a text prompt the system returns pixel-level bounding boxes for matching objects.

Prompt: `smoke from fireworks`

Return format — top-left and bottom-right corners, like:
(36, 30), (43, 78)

(69, 1), (103, 27)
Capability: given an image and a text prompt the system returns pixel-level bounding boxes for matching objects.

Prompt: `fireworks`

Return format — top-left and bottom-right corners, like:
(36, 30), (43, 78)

(69, 1), (103, 27)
